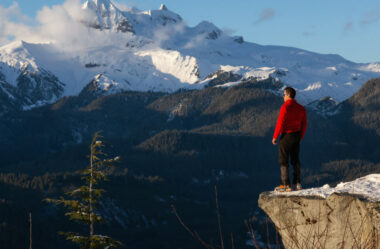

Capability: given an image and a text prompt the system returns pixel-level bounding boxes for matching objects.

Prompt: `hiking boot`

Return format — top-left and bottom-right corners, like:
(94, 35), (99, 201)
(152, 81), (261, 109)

(292, 183), (302, 191)
(274, 185), (292, 192)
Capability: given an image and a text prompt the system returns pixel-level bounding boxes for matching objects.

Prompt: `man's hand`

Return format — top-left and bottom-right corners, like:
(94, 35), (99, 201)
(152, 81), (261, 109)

(272, 138), (277, 145)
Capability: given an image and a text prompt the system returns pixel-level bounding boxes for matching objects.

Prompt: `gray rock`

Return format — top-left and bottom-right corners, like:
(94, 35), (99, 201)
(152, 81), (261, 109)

(233, 36), (244, 44)
(116, 19), (135, 33)
(0, 66), (64, 113)
(205, 70), (242, 88)
(258, 191), (380, 249)
(16, 67), (64, 107)
(308, 96), (340, 116)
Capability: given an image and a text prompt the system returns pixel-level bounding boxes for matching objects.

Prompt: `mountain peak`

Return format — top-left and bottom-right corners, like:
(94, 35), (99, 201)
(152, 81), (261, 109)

(142, 4), (183, 26)
(83, 0), (121, 14)
(159, 4), (168, 11)
(82, 0), (135, 33)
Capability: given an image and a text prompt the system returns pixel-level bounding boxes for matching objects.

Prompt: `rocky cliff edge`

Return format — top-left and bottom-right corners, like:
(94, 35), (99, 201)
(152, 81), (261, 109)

(258, 174), (380, 249)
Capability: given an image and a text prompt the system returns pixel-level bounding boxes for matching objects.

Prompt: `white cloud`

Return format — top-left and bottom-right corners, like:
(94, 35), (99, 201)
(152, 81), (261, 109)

(222, 27), (237, 36)
(183, 33), (207, 49)
(0, 0), (135, 53)
(0, 0), (188, 54)
(3, 2), (31, 23)
(153, 22), (186, 47)
(0, 2), (37, 45)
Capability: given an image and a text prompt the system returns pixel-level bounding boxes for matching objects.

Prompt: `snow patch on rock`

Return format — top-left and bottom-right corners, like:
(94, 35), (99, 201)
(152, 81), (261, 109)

(271, 174), (380, 202)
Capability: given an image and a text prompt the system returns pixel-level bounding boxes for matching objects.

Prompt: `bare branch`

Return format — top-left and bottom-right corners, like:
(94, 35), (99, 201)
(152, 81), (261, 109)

(171, 205), (215, 249)
(214, 186), (225, 249)
(245, 220), (260, 249)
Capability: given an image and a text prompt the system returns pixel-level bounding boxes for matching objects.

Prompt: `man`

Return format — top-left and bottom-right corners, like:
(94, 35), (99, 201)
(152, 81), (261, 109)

(272, 87), (307, 192)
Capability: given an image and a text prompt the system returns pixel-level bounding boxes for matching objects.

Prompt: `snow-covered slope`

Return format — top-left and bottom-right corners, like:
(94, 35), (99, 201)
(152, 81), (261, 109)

(271, 174), (380, 202)
(1, 0), (380, 111)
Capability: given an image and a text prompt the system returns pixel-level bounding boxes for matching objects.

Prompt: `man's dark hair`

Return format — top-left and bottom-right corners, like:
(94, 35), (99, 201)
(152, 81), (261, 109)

(284, 87), (296, 98)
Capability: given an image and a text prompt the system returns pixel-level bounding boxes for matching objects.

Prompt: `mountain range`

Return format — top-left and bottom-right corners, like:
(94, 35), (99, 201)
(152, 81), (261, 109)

(0, 73), (379, 249)
(1, 0), (380, 114)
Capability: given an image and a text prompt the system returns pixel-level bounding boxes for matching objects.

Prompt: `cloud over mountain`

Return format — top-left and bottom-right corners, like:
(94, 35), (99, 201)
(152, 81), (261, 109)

(0, 0), (134, 53)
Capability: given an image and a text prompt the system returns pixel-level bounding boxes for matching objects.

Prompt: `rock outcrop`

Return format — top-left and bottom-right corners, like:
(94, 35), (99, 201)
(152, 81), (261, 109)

(259, 192), (380, 249)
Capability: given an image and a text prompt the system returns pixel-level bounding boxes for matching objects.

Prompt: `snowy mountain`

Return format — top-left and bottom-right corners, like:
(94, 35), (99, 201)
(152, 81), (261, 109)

(81, 0), (135, 33)
(1, 0), (380, 112)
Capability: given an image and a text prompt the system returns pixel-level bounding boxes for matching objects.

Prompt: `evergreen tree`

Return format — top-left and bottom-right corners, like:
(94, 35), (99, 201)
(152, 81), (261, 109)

(46, 132), (122, 249)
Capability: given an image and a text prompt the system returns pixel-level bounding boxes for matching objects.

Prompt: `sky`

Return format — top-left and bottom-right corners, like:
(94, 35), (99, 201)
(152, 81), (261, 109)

(1, 0), (380, 63)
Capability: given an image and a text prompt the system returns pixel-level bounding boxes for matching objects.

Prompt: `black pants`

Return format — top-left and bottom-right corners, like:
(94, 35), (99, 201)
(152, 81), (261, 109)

(278, 132), (301, 185)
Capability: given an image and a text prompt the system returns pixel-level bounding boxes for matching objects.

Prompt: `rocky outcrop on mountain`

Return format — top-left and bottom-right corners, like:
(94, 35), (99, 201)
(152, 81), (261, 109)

(206, 70), (242, 87)
(0, 65), (64, 113)
(82, 0), (135, 33)
(79, 73), (129, 100)
(258, 191), (380, 249)
(16, 67), (64, 107)
(81, 0), (183, 33)
(307, 96), (340, 116)
(194, 21), (223, 40)
(233, 36), (244, 44)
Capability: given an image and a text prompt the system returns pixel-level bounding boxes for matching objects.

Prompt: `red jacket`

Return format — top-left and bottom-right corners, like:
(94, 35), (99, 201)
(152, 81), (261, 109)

(273, 99), (307, 140)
